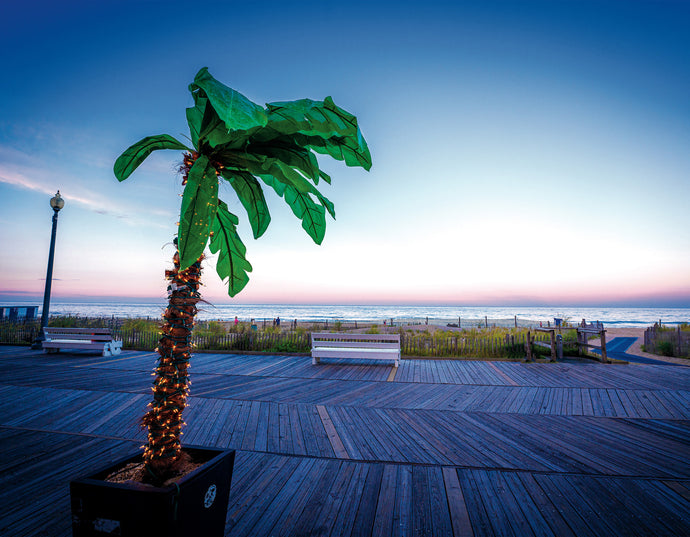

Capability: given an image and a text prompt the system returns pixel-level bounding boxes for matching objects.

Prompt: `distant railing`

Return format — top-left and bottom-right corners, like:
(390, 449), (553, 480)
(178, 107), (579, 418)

(644, 325), (690, 358)
(0, 319), (40, 345)
(0, 316), (580, 360)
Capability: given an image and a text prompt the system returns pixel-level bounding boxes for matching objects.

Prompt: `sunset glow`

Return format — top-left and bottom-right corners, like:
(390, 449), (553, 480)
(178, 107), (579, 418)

(1, 1), (688, 308)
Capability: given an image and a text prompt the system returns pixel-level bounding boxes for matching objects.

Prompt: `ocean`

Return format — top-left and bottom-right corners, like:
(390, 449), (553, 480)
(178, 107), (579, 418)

(25, 301), (690, 328)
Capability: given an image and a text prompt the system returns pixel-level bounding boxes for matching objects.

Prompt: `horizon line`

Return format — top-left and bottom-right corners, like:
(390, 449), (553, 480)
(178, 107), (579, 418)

(0, 294), (688, 310)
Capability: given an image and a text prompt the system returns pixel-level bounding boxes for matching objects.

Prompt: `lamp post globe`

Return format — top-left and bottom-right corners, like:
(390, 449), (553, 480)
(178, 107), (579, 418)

(50, 191), (65, 211)
(32, 191), (65, 349)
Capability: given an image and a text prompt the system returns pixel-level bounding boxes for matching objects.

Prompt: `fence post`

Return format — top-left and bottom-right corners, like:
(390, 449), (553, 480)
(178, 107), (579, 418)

(556, 334), (563, 361)
(600, 330), (608, 363)
(550, 330), (556, 362)
(525, 331), (532, 361)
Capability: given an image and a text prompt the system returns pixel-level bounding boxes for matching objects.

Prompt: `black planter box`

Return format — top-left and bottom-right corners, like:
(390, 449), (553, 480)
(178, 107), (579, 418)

(70, 446), (235, 537)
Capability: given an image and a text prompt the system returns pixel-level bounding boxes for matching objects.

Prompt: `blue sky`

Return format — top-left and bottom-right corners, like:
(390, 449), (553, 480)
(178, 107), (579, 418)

(1, 0), (689, 307)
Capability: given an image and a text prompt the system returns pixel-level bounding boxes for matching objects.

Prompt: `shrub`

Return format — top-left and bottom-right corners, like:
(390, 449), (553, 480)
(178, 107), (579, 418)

(657, 341), (674, 357)
(121, 318), (159, 332)
(195, 321), (226, 338)
(49, 316), (79, 328)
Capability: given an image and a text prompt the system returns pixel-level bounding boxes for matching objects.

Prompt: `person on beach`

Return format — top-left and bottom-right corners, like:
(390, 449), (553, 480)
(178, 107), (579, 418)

(234, 316), (238, 326)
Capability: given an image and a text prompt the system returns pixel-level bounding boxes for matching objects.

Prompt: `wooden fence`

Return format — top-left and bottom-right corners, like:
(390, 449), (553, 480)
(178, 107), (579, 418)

(0, 320), (39, 345)
(114, 330), (557, 359)
(644, 325), (690, 358)
(0, 318), (577, 360)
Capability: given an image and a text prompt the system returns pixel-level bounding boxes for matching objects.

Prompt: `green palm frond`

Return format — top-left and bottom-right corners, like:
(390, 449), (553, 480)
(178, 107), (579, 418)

(190, 67), (267, 145)
(115, 67), (370, 297)
(114, 135), (191, 181)
(219, 169), (271, 239)
(178, 155), (218, 269)
(209, 201), (252, 297)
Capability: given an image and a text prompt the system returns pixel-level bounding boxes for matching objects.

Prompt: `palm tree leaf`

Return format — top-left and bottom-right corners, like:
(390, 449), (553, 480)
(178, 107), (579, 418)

(218, 169), (271, 239)
(293, 132), (371, 170)
(266, 97), (353, 137)
(269, 161), (336, 219)
(114, 135), (191, 181)
(185, 95), (208, 149)
(261, 96), (372, 170)
(232, 155), (336, 223)
(311, 188), (336, 220)
(209, 200), (252, 297)
(248, 142), (321, 184)
(190, 67), (268, 137)
(178, 155), (218, 270)
(284, 184), (327, 244)
(186, 93), (238, 149)
(259, 172), (326, 244)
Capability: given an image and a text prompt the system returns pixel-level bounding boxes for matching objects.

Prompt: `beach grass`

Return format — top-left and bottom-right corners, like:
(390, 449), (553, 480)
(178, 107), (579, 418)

(0, 316), (582, 360)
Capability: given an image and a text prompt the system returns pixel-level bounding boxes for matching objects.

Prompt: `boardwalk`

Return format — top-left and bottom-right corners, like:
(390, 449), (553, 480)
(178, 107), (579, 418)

(0, 343), (689, 536)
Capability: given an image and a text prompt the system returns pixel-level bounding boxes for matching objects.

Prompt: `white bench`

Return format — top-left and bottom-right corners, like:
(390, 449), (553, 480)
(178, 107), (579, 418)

(311, 332), (400, 367)
(42, 327), (122, 357)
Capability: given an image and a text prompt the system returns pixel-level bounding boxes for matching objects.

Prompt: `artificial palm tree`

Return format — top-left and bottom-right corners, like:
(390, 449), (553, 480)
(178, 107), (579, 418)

(114, 67), (371, 483)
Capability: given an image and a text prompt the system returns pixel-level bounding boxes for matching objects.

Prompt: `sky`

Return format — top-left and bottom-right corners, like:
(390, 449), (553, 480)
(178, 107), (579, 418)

(1, 0), (689, 307)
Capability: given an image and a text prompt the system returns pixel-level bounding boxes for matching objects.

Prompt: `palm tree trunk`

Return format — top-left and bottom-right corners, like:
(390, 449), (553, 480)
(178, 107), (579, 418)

(142, 245), (203, 483)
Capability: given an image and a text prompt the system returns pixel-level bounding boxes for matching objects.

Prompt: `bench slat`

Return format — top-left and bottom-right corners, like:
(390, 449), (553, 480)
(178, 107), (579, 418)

(44, 334), (115, 342)
(42, 327), (122, 357)
(312, 333), (399, 342)
(312, 341), (400, 350)
(43, 342), (106, 350)
(311, 332), (400, 367)
(44, 328), (113, 335)
(313, 348), (399, 358)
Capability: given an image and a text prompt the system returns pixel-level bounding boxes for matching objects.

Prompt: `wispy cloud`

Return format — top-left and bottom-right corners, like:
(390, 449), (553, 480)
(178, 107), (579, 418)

(0, 145), (172, 228)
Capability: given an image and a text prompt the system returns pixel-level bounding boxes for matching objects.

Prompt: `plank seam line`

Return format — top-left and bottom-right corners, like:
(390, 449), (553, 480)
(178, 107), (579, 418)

(487, 362), (520, 386)
(315, 405), (350, 459)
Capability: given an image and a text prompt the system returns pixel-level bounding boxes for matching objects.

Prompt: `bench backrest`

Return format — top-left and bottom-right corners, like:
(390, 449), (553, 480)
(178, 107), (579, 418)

(43, 327), (115, 342)
(311, 332), (400, 349)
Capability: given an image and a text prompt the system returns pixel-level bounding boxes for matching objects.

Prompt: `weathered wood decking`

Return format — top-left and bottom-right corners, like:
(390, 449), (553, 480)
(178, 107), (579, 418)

(0, 345), (688, 536)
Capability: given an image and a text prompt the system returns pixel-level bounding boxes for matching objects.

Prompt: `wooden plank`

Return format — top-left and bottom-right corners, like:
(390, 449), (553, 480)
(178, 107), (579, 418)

(386, 365), (398, 382)
(487, 362), (520, 386)
(351, 463), (385, 536)
(225, 455), (303, 535)
(290, 459), (343, 536)
(456, 469), (495, 536)
(508, 471), (576, 537)
(316, 405), (349, 459)
(602, 477), (690, 536)
(372, 464), (398, 537)
(392, 464), (413, 536)
(242, 457), (319, 536)
(309, 461), (359, 534)
(1, 346), (690, 536)
(531, 474), (602, 536)
(271, 458), (332, 536)
(302, 403), (336, 457)
(330, 462), (370, 537)
(442, 467), (474, 537)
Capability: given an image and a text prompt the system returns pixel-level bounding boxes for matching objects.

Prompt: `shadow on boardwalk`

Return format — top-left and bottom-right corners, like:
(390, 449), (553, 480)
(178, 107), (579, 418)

(0, 346), (689, 536)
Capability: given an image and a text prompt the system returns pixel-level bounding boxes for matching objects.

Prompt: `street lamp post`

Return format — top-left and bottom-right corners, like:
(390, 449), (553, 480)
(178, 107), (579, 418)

(32, 191), (65, 349)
